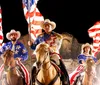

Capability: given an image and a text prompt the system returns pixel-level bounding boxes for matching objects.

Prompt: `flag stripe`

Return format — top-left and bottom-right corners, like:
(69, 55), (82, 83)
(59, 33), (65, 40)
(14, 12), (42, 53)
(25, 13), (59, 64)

(31, 20), (43, 25)
(22, 0), (44, 40)
(0, 7), (4, 48)
(88, 21), (100, 57)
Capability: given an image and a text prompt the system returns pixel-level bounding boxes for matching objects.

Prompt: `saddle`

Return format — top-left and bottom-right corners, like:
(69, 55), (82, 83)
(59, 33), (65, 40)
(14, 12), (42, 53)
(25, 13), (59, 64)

(51, 59), (70, 85)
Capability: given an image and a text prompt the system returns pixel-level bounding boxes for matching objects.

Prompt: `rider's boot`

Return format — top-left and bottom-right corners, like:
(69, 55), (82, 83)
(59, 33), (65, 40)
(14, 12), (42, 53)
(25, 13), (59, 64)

(59, 59), (70, 85)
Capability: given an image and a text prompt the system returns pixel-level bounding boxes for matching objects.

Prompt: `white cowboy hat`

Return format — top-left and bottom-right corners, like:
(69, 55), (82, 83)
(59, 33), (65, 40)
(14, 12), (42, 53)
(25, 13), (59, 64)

(41, 19), (56, 30)
(81, 43), (93, 54)
(6, 29), (21, 40)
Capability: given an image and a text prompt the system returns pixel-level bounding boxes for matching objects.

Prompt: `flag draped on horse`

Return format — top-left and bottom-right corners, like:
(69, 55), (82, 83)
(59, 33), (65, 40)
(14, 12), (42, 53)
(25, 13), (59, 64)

(22, 0), (44, 40)
(88, 21), (100, 57)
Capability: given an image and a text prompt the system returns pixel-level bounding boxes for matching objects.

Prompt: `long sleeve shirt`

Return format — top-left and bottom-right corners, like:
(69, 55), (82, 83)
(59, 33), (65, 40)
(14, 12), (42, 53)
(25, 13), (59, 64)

(30, 31), (63, 53)
(0, 41), (28, 61)
(77, 54), (97, 64)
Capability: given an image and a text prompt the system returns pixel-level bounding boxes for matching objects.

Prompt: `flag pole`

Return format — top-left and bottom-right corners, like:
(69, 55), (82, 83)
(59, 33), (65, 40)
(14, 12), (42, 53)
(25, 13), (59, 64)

(28, 0), (31, 41)
(28, 0), (37, 84)
(28, 0), (33, 84)
(0, 6), (4, 48)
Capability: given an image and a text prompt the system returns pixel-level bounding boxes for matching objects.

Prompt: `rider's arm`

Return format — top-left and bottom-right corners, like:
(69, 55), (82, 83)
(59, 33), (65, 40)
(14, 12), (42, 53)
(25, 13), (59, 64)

(20, 43), (28, 61)
(30, 34), (44, 50)
(30, 38), (40, 50)
(77, 54), (85, 64)
(49, 32), (63, 53)
(92, 56), (98, 63)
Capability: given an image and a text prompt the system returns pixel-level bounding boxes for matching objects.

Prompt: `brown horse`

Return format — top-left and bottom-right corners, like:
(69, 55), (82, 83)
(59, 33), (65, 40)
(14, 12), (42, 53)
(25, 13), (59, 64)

(32, 43), (62, 85)
(1, 49), (26, 85)
(74, 58), (96, 85)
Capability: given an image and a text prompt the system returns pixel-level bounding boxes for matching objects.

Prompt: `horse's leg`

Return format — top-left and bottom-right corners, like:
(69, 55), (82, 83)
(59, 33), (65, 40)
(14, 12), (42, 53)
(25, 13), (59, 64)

(53, 77), (62, 85)
(17, 77), (25, 85)
(31, 66), (37, 85)
(2, 78), (8, 85)
(1, 73), (8, 85)
(73, 76), (78, 85)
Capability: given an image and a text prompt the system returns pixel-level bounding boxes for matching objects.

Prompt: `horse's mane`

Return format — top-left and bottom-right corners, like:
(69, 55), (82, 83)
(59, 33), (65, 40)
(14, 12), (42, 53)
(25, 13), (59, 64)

(86, 58), (95, 67)
(3, 49), (14, 58)
(35, 43), (49, 54)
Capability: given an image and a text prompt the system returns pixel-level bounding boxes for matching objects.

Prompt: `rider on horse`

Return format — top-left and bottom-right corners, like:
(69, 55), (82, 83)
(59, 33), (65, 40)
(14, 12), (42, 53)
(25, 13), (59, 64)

(0, 29), (30, 85)
(28, 19), (70, 85)
(69, 43), (98, 85)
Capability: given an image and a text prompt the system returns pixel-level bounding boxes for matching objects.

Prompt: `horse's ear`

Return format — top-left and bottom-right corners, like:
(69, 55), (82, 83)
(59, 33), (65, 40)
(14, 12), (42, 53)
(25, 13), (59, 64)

(1, 54), (4, 60)
(3, 49), (14, 58)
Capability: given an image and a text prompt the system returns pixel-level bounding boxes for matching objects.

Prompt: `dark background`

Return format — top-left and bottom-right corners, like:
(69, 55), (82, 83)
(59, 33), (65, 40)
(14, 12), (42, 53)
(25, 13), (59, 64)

(0, 0), (100, 43)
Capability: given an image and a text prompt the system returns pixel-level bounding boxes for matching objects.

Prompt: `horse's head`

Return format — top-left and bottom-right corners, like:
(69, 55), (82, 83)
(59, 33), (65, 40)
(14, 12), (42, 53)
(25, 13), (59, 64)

(2, 49), (14, 71)
(86, 58), (95, 67)
(35, 43), (50, 69)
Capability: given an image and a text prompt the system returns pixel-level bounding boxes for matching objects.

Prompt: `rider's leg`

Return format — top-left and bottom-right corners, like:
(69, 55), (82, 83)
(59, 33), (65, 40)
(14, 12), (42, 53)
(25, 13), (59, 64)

(50, 54), (60, 65)
(59, 59), (70, 85)
(50, 54), (70, 85)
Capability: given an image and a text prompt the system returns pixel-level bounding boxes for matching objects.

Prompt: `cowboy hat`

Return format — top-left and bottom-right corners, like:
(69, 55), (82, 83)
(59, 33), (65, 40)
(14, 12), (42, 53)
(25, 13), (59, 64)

(81, 43), (93, 54)
(41, 19), (56, 30)
(6, 29), (21, 40)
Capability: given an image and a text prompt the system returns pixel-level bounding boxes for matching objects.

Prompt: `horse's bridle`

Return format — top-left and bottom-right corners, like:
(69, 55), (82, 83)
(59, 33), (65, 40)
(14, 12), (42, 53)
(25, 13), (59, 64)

(35, 51), (59, 85)
(36, 51), (50, 71)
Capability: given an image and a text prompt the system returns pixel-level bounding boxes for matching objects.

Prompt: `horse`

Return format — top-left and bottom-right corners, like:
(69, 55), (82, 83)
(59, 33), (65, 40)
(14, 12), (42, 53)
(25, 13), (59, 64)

(73, 58), (97, 85)
(1, 49), (26, 85)
(31, 43), (62, 85)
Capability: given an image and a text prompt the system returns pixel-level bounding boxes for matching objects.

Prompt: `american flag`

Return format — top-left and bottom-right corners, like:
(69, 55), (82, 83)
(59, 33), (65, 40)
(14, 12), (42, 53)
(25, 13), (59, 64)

(22, 0), (44, 40)
(88, 21), (100, 57)
(0, 6), (4, 49)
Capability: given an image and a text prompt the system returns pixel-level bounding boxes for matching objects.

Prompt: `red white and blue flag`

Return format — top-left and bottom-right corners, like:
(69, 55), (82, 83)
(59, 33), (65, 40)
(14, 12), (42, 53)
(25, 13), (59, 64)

(88, 21), (100, 57)
(22, 1), (44, 85)
(22, 0), (44, 40)
(0, 6), (4, 49)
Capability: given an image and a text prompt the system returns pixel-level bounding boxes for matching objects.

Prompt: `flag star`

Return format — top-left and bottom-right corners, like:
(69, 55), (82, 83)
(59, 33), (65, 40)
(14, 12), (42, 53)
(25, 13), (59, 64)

(23, 49), (26, 53)
(5, 46), (10, 50)
(16, 45), (21, 49)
